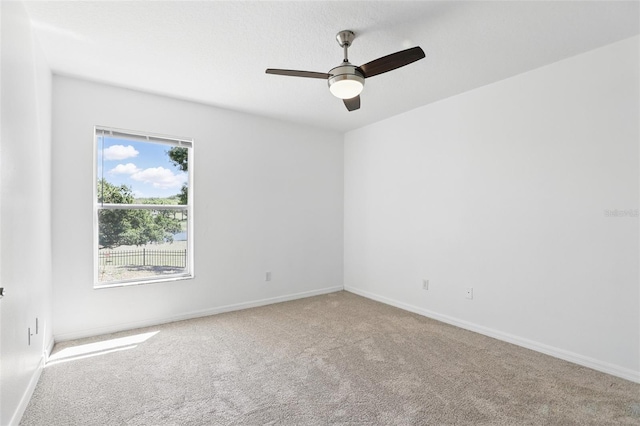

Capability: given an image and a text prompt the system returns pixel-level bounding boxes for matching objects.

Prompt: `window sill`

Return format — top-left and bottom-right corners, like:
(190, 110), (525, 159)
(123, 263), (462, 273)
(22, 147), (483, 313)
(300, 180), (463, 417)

(94, 273), (194, 289)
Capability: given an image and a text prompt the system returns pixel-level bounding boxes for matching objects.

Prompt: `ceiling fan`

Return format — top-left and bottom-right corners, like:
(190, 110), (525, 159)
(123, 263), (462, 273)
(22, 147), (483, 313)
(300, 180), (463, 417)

(265, 30), (425, 112)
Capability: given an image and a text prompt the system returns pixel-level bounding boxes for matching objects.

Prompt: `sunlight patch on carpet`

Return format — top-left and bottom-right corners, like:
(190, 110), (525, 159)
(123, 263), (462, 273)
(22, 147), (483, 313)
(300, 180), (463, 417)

(47, 331), (159, 366)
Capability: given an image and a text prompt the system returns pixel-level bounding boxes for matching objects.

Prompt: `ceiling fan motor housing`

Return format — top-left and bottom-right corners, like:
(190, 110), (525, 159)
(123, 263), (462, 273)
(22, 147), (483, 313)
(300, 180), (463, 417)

(328, 64), (365, 99)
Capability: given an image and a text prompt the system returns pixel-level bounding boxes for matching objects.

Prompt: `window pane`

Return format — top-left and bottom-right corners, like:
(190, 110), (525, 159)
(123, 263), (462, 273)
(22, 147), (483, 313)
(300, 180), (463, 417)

(97, 208), (189, 284)
(97, 135), (189, 204)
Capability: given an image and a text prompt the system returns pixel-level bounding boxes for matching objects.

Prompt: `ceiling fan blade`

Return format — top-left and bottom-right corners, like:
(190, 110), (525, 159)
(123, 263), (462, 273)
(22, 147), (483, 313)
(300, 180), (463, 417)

(343, 95), (361, 112)
(265, 69), (331, 79)
(358, 46), (425, 79)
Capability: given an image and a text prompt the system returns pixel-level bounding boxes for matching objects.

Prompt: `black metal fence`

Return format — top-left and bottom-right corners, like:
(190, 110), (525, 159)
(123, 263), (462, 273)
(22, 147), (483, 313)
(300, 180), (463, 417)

(99, 249), (187, 268)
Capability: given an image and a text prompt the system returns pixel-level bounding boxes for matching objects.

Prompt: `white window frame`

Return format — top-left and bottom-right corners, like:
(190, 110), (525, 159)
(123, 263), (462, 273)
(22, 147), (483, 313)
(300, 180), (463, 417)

(93, 125), (194, 288)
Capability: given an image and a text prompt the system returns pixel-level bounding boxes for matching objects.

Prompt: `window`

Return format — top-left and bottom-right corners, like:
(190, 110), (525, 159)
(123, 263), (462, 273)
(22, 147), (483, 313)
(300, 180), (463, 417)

(94, 126), (193, 287)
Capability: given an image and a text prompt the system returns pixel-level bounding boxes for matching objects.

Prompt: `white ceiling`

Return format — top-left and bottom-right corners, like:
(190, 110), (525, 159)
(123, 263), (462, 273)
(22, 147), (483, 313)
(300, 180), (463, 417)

(25, 1), (639, 133)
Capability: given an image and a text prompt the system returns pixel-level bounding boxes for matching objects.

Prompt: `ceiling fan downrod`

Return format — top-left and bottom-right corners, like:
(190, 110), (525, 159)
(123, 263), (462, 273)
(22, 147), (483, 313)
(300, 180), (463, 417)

(336, 30), (356, 63)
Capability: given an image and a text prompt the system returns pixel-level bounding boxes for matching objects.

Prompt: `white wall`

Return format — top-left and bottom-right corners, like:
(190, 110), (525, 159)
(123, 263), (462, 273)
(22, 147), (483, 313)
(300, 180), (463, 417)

(52, 76), (343, 340)
(344, 36), (639, 382)
(0, 1), (53, 424)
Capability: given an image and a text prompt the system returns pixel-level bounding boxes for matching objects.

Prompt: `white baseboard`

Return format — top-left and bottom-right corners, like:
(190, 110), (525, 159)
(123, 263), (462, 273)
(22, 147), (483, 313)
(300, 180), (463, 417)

(45, 336), (55, 361)
(9, 355), (45, 426)
(345, 286), (640, 384)
(54, 285), (344, 342)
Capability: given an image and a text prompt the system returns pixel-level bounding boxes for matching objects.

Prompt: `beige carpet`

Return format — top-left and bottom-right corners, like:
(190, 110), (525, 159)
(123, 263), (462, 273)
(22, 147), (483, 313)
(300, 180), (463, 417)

(20, 291), (640, 425)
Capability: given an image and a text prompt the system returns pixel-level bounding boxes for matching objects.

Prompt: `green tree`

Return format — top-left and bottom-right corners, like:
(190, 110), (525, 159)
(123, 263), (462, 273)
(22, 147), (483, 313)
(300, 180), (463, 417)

(168, 147), (188, 171)
(98, 179), (181, 249)
(168, 147), (188, 205)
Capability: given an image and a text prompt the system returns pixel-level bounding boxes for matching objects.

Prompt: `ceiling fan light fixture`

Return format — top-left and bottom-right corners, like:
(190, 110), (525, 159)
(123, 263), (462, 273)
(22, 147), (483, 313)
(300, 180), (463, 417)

(328, 65), (364, 99)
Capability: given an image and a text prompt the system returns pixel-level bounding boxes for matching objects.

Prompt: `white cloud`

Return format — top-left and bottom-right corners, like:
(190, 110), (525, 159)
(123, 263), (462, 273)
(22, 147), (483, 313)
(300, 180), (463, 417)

(106, 163), (186, 192)
(104, 145), (139, 160)
(109, 163), (140, 175)
(131, 167), (187, 190)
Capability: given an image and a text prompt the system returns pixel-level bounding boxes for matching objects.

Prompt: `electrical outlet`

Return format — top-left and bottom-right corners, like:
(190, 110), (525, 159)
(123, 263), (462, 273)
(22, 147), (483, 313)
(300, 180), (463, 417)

(265, 271), (271, 282)
(422, 279), (429, 290)
(465, 287), (473, 299)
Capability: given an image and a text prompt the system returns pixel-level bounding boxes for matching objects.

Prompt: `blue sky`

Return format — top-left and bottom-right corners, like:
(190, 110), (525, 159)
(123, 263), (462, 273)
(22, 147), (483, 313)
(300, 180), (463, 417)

(97, 136), (188, 199)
